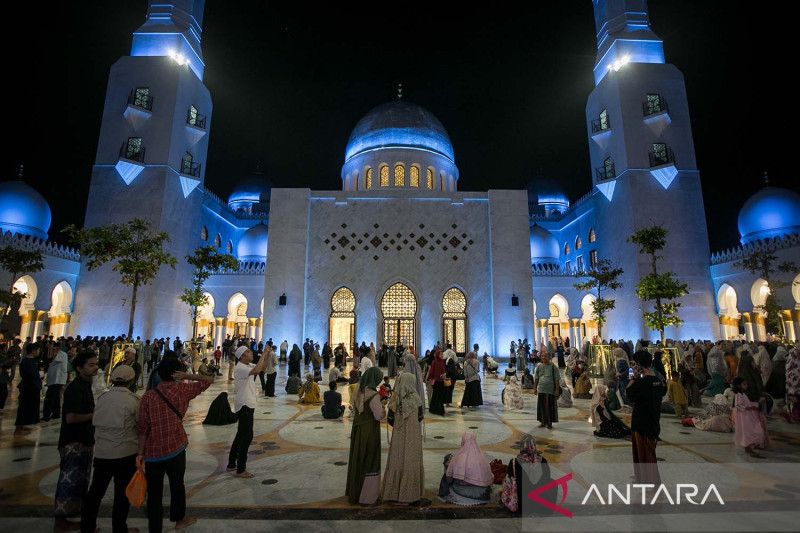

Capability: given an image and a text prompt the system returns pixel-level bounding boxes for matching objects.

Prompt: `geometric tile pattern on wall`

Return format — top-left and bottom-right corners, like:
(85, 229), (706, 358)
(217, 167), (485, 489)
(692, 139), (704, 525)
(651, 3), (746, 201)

(324, 222), (475, 261)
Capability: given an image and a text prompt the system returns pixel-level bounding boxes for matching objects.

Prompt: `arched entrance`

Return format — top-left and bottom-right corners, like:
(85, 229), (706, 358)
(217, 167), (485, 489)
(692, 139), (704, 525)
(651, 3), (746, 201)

(196, 292), (215, 341)
(227, 293), (249, 338)
(48, 281), (73, 337)
(548, 294), (569, 342)
(750, 279), (769, 341)
(12, 275), (38, 339)
(381, 282), (416, 348)
(442, 287), (467, 356)
(580, 294), (598, 343)
(716, 284), (739, 340)
(330, 287), (356, 354)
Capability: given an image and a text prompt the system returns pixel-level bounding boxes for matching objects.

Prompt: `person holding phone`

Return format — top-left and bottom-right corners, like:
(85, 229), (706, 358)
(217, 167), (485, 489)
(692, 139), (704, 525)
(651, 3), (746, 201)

(626, 351), (666, 484)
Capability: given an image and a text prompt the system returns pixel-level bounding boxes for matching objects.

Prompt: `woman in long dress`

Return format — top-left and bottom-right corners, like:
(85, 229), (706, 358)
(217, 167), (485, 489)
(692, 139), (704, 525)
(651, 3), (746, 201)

(533, 352), (560, 429)
(784, 348), (800, 423)
(382, 373), (424, 504)
(460, 350), (483, 408)
(345, 367), (385, 505)
(426, 349), (447, 416)
(402, 353), (426, 408)
(590, 384), (630, 439)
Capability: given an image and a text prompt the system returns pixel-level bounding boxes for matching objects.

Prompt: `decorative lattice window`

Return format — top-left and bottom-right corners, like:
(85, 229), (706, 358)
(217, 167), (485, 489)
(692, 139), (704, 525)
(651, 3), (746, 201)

(226, 240), (233, 254)
(409, 165), (419, 187)
(426, 168), (434, 189)
(380, 165), (389, 187)
(236, 301), (247, 317)
(588, 228), (596, 243)
(381, 283), (417, 318)
(575, 236), (582, 250)
(442, 287), (467, 318)
(589, 249), (598, 268)
(214, 234), (221, 248)
(201, 226), (208, 241)
(366, 168), (373, 189)
(549, 303), (560, 317)
(564, 243), (571, 255)
(331, 287), (356, 317)
(599, 109), (609, 130)
(394, 164), (405, 187)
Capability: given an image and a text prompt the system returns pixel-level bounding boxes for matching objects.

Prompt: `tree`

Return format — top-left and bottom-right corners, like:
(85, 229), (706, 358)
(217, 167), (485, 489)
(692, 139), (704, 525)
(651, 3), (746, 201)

(0, 246), (44, 333)
(179, 246), (239, 341)
(736, 249), (797, 336)
(63, 218), (177, 338)
(628, 226), (688, 343)
(573, 258), (623, 340)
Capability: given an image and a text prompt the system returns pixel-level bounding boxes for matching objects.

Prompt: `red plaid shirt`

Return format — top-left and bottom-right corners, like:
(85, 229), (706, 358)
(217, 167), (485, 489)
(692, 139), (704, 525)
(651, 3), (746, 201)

(137, 380), (210, 459)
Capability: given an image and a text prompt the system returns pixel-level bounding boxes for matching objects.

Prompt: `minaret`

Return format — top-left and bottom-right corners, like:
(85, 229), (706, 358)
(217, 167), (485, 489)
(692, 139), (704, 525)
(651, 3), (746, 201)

(585, 0), (717, 340)
(71, 0), (212, 338)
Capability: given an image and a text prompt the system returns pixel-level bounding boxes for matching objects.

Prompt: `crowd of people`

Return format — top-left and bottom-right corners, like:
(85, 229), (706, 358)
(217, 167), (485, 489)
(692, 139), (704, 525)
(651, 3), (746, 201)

(0, 329), (798, 526)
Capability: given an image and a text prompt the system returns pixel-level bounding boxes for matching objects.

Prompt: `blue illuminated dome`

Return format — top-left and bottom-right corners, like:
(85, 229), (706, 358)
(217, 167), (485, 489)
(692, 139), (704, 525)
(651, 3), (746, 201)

(228, 173), (272, 213)
(237, 223), (268, 261)
(737, 186), (800, 245)
(344, 100), (455, 163)
(530, 224), (560, 265)
(0, 175), (52, 239)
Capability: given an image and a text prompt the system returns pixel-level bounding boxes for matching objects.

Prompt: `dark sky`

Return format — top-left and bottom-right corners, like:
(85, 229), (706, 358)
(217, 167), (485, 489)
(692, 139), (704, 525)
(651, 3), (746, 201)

(6, 1), (794, 251)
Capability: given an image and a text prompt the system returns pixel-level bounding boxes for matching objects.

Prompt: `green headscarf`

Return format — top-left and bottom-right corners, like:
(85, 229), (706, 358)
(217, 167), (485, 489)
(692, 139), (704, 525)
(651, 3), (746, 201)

(737, 351), (762, 402)
(388, 372), (422, 420)
(354, 366), (384, 413)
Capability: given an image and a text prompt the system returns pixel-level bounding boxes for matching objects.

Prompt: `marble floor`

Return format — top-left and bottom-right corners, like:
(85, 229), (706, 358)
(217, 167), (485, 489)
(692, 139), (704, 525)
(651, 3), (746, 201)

(1, 362), (799, 532)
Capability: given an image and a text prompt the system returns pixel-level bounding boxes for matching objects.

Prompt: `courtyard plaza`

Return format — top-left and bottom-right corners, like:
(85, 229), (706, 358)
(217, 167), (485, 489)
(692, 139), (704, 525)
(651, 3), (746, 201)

(0, 360), (799, 532)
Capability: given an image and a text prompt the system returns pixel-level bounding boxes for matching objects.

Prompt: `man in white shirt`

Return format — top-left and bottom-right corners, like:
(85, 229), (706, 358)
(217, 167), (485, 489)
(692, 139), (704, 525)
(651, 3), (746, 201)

(227, 345), (267, 478)
(42, 342), (69, 421)
(443, 344), (457, 364)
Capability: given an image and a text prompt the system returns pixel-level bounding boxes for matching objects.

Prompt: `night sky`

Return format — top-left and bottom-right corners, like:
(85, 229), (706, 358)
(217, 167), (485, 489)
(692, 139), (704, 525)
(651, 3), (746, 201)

(6, 1), (794, 252)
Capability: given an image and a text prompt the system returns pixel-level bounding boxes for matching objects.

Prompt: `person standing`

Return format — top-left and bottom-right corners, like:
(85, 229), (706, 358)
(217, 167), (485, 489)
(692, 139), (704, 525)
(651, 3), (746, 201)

(43, 342), (69, 421)
(426, 348), (447, 416)
(346, 367), (385, 505)
(442, 344), (458, 406)
(54, 351), (98, 532)
(263, 345), (278, 397)
(15, 342), (42, 431)
(137, 358), (212, 532)
(279, 339), (288, 362)
(81, 365), (140, 533)
(626, 350), (667, 484)
(460, 346), (483, 409)
(7, 338), (21, 380)
(114, 348), (141, 392)
(289, 343), (302, 377)
(533, 352), (560, 429)
(382, 372), (424, 504)
(227, 345), (267, 477)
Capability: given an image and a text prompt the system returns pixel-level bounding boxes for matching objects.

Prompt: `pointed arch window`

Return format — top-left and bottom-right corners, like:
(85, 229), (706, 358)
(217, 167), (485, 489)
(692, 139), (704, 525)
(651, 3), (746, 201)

(575, 236), (582, 250)
(214, 234), (221, 248)
(426, 168), (434, 189)
(394, 164), (405, 186)
(379, 165), (389, 187)
(365, 167), (373, 189)
(442, 287), (468, 354)
(410, 165), (420, 187)
(200, 226), (208, 241)
(564, 242), (571, 255)
(588, 228), (596, 243)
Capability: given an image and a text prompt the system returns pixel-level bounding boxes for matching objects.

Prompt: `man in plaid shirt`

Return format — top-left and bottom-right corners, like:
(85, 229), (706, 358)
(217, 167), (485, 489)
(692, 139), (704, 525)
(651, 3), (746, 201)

(137, 356), (212, 532)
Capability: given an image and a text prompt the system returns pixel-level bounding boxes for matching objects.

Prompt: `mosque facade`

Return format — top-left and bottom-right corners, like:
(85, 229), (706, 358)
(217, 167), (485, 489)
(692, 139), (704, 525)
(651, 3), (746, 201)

(2, 0), (799, 351)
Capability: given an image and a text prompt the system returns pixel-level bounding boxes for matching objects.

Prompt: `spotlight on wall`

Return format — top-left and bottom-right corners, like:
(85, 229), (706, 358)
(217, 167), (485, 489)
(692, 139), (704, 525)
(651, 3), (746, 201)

(608, 55), (631, 72)
(511, 294), (519, 307)
(168, 49), (188, 66)
(278, 293), (287, 306)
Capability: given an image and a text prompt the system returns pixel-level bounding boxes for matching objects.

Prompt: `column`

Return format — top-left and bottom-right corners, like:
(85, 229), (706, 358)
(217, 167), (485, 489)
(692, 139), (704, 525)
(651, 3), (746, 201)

(753, 313), (767, 341)
(537, 319), (548, 351)
(213, 317), (225, 349)
(248, 318), (257, 340)
(570, 319), (581, 349)
(742, 313), (754, 342)
(256, 318), (263, 343)
(18, 309), (35, 339)
(792, 310), (800, 343)
(782, 310), (796, 342)
(48, 313), (71, 338)
(31, 310), (47, 339)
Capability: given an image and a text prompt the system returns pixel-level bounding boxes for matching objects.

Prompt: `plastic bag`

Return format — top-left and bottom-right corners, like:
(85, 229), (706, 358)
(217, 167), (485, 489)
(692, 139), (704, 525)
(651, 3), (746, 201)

(126, 458), (147, 508)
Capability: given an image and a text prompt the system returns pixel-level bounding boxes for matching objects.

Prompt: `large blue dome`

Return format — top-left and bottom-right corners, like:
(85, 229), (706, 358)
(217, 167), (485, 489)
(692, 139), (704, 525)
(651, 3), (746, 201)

(737, 186), (800, 244)
(344, 101), (455, 163)
(237, 223), (268, 261)
(228, 173), (272, 212)
(0, 179), (52, 239)
(530, 224), (560, 265)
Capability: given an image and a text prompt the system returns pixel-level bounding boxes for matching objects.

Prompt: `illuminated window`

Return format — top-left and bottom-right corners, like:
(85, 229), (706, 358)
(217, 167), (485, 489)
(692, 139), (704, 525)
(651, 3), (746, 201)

(442, 287), (468, 354)
(214, 234), (221, 248)
(331, 287), (356, 317)
(589, 250), (598, 268)
(588, 229), (596, 243)
(379, 165), (389, 187)
(394, 164), (405, 187)
(381, 282), (417, 348)
(200, 226), (208, 241)
(564, 242), (571, 255)
(410, 165), (419, 187)
(599, 109), (609, 130)
(236, 301), (247, 317)
(575, 236), (582, 250)
(649, 142), (673, 167)
(226, 240), (233, 254)
(366, 168), (373, 189)
(123, 137), (144, 162)
(130, 87), (152, 110)
(644, 93), (667, 116)
(576, 255), (584, 272)
(549, 303), (560, 317)
(426, 168), (434, 189)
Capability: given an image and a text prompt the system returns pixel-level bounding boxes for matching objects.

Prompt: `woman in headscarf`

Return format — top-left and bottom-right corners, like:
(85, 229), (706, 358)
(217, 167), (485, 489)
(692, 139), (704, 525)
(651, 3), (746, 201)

(298, 372), (321, 404)
(704, 345), (727, 396)
(359, 354), (373, 374)
(754, 345), (773, 386)
(505, 435), (550, 513)
(573, 366), (592, 399)
(441, 432), (493, 505)
(737, 351), (763, 402)
(557, 374), (573, 408)
(690, 394), (733, 432)
(345, 367), (385, 505)
(426, 348), (447, 416)
(387, 345), (398, 378)
(590, 384), (630, 439)
(382, 372), (424, 504)
(784, 347), (800, 423)
(288, 344), (302, 378)
(321, 342), (332, 369)
(460, 349), (483, 409)
(765, 346), (787, 399)
(502, 375), (524, 410)
(202, 392), (237, 425)
(401, 353), (426, 407)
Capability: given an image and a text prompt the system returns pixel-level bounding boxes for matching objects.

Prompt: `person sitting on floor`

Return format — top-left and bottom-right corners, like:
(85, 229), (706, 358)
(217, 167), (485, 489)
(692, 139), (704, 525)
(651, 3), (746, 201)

(502, 376), (524, 410)
(504, 362), (517, 382)
(521, 367), (535, 389)
(574, 369), (592, 399)
(687, 393), (733, 432)
(439, 432), (493, 506)
(202, 392), (238, 425)
(557, 377), (573, 408)
(285, 373), (301, 395)
(484, 354), (499, 374)
(299, 373), (321, 404)
(321, 382), (345, 419)
(590, 384), (630, 439)
(665, 367), (690, 417)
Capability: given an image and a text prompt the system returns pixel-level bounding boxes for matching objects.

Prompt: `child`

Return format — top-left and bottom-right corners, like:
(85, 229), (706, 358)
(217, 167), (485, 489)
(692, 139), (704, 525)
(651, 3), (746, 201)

(666, 366), (689, 417)
(504, 362), (517, 383)
(379, 376), (392, 399)
(732, 377), (769, 457)
(521, 368), (535, 389)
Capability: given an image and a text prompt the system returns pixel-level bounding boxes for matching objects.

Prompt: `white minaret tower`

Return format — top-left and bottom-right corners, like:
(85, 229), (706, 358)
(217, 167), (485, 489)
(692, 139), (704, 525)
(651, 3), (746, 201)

(71, 0), (212, 338)
(586, 0), (717, 340)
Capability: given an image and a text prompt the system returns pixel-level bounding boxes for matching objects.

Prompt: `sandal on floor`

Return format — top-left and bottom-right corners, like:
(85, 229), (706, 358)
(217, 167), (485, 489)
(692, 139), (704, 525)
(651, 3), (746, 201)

(232, 471), (255, 478)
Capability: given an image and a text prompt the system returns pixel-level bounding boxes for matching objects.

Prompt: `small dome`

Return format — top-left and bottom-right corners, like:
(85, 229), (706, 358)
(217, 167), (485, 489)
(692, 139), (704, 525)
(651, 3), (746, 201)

(237, 223), (268, 261)
(344, 100), (455, 163)
(0, 176), (52, 239)
(530, 224), (559, 265)
(737, 186), (800, 244)
(228, 172), (272, 212)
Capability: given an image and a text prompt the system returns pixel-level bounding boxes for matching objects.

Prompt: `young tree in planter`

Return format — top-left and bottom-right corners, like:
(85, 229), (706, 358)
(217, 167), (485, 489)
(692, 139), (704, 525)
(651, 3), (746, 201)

(180, 246), (239, 341)
(628, 226), (689, 344)
(0, 246), (44, 333)
(736, 249), (797, 337)
(573, 258), (623, 341)
(63, 218), (176, 338)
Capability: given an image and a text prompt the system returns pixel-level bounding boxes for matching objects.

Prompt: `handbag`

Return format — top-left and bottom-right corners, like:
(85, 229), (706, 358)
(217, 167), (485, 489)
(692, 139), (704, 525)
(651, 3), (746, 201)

(443, 378), (452, 387)
(126, 456), (147, 508)
(501, 459), (519, 512)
